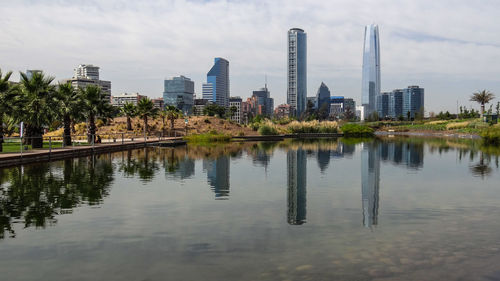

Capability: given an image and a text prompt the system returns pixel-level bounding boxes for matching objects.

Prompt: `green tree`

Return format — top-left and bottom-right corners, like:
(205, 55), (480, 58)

(17, 71), (56, 148)
(470, 90), (495, 117)
(203, 104), (226, 118)
(229, 105), (238, 119)
(80, 85), (113, 143)
(121, 102), (136, 131)
(0, 69), (15, 152)
(165, 105), (181, 130)
(54, 82), (82, 146)
(136, 98), (159, 136)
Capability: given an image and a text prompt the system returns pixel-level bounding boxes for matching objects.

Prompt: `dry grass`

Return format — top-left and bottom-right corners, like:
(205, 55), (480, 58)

(446, 121), (470, 130)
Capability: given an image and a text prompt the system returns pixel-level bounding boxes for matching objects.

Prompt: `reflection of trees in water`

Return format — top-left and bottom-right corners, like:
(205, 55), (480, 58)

(118, 148), (159, 182)
(0, 155), (114, 239)
(469, 152), (493, 178)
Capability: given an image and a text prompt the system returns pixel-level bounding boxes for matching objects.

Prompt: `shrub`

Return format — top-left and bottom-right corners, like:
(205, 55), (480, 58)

(184, 131), (231, 143)
(340, 123), (374, 137)
(204, 118), (211, 124)
(287, 120), (339, 134)
(481, 128), (500, 146)
(238, 131), (245, 136)
(249, 122), (260, 131)
(258, 124), (279, 135)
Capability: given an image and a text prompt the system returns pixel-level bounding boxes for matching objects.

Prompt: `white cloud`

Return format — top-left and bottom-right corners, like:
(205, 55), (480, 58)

(1, 0), (499, 112)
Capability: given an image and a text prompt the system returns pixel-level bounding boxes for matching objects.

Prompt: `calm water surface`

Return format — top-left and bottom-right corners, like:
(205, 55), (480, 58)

(1, 138), (500, 281)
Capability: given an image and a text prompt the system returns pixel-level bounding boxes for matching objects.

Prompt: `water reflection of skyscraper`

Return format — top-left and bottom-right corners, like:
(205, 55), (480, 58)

(361, 142), (380, 228)
(380, 141), (424, 169)
(287, 148), (307, 225)
(203, 156), (230, 199)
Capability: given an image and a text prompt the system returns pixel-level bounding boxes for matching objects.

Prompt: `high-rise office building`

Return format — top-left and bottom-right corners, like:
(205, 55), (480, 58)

(287, 28), (307, 117)
(163, 75), (194, 114)
(361, 24), (381, 119)
(389, 89), (404, 119)
(66, 64), (111, 98)
(229, 96), (242, 123)
(403, 86), (425, 120)
(202, 58), (229, 107)
(251, 85), (274, 117)
(316, 82), (331, 113)
(74, 64), (100, 80)
(376, 92), (390, 119)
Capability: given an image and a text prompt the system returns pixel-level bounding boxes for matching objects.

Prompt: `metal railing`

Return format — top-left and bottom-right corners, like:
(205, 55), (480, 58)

(0, 132), (181, 155)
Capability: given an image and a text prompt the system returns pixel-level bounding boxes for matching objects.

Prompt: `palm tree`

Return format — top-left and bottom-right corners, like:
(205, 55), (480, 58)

(54, 82), (82, 146)
(79, 85), (113, 143)
(165, 105), (181, 131)
(159, 109), (167, 135)
(470, 90), (495, 117)
(0, 69), (14, 152)
(121, 102), (136, 131)
(17, 71), (56, 148)
(136, 98), (159, 136)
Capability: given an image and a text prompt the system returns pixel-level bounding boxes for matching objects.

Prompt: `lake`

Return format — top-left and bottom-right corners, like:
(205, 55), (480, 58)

(1, 137), (500, 281)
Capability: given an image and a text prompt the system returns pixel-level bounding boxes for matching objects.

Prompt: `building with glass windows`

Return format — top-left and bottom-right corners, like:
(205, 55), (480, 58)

(361, 24), (381, 119)
(316, 82), (331, 114)
(287, 28), (307, 117)
(202, 58), (230, 107)
(403, 86), (424, 120)
(229, 96), (242, 123)
(376, 92), (390, 119)
(163, 75), (194, 114)
(389, 89), (404, 119)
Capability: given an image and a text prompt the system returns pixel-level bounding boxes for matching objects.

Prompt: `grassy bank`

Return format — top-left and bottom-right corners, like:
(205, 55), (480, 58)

(183, 131), (231, 144)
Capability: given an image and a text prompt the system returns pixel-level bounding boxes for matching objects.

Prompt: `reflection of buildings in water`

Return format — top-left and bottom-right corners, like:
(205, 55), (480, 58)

(252, 150), (271, 171)
(203, 156), (230, 199)
(381, 142), (424, 169)
(361, 142), (380, 228)
(316, 149), (330, 173)
(167, 156), (195, 179)
(287, 148), (307, 225)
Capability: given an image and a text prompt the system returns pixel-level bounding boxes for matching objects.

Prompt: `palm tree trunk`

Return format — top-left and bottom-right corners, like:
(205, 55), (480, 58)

(144, 116), (148, 136)
(31, 126), (43, 149)
(481, 104), (485, 118)
(63, 114), (72, 146)
(127, 116), (132, 131)
(0, 113), (3, 153)
(87, 114), (96, 144)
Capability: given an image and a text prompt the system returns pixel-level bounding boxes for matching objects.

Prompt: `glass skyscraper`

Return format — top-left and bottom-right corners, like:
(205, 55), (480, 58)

(315, 82), (331, 114)
(361, 24), (381, 119)
(163, 75), (194, 114)
(403, 86), (425, 120)
(287, 28), (307, 117)
(202, 58), (230, 107)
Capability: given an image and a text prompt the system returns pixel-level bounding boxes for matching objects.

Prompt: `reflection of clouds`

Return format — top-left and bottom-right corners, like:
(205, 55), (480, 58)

(287, 148), (307, 225)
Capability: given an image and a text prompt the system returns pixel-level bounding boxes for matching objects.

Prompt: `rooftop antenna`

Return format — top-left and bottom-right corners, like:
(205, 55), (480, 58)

(265, 74), (268, 90)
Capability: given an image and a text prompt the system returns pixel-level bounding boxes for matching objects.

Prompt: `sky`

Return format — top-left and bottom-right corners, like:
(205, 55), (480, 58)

(1, 0), (499, 113)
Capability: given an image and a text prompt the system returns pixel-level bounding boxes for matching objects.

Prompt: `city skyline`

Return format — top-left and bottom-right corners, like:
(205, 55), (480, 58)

(2, 0), (499, 113)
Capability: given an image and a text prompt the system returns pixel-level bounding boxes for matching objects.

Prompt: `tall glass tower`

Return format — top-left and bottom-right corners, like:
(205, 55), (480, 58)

(287, 28), (307, 117)
(202, 58), (230, 107)
(361, 24), (381, 119)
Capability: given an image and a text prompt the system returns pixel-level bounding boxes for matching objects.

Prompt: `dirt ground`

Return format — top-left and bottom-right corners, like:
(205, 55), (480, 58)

(46, 116), (259, 137)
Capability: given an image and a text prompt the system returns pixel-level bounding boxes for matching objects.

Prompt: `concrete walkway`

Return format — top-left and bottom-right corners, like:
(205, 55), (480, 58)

(0, 137), (183, 168)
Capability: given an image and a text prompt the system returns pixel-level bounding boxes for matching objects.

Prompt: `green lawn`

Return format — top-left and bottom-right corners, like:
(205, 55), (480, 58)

(1, 141), (64, 154)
